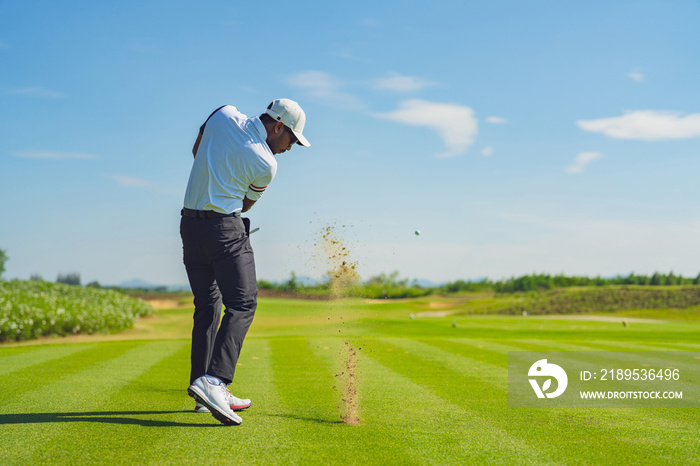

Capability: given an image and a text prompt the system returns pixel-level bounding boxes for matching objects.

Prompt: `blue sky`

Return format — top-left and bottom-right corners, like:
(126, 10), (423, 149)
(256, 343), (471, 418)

(2, 0), (699, 286)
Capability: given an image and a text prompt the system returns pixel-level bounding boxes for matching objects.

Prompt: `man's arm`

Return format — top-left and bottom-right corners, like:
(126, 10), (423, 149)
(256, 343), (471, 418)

(242, 197), (256, 212)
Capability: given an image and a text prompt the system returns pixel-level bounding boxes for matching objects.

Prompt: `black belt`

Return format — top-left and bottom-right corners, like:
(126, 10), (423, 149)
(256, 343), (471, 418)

(181, 208), (239, 218)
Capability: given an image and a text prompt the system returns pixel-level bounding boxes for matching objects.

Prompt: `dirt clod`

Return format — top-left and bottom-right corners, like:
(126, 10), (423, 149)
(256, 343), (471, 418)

(317, 225), (359, 298)
(337, 340), (360, 425)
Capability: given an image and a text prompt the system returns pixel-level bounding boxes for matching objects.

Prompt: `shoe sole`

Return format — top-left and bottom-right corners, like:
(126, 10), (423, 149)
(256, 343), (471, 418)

(187, 385), (241, 426)
(232, 401), (251, 412)
(196, 403), (249, 413)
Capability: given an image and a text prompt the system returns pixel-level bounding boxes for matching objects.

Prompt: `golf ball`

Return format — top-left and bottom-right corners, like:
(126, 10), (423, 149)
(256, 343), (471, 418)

(414, 230), (421, 236)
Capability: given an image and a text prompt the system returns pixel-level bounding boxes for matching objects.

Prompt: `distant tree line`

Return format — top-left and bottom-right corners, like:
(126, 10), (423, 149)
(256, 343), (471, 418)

(0, 249), (8, 278)
(258, 270), (433, 299)
(443, 272), (700, 294)
(24, 270), (167, 293)
(56, 272), (81, 286)
(259, 271), (700, 298)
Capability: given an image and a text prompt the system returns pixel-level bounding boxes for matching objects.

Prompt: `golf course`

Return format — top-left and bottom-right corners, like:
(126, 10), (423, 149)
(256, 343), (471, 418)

(1, 293), (699, 465)
(4, 1), (700, 464)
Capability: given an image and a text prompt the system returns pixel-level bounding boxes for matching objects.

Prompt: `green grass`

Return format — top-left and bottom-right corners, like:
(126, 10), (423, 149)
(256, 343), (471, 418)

(1, 296), (699, 465)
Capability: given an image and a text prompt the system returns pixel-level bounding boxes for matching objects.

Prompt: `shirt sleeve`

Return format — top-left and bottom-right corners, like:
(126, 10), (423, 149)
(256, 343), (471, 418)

(245, 164), (277, 201)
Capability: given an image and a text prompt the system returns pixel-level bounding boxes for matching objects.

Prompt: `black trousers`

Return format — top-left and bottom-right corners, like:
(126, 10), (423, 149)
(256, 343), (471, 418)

(180, 214), (257, 385)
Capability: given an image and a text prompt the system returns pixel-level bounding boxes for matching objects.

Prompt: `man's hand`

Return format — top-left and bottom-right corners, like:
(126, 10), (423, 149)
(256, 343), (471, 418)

(242, 197), (256, 212)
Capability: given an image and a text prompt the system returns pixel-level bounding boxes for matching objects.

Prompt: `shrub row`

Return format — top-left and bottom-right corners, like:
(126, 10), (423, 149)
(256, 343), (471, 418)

(445, 272), (700, 294)
(346, 284), (433, 299)
(495, 286), (700, 315)
(0, 279), (154, 342)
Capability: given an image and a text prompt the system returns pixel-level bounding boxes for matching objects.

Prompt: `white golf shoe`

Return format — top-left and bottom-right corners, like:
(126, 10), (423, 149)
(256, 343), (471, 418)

(195, 392), (250, 413)
(225, 392), (252, 412)
(188, 375), (242, 425)
(194, 402), (210, 413)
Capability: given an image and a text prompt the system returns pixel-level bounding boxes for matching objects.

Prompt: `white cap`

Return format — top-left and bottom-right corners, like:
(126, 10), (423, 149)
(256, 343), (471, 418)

(265, 98), (310, 147)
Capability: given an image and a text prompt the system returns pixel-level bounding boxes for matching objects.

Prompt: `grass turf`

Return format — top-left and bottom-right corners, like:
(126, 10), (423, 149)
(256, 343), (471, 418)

(0, 296), (698, 465)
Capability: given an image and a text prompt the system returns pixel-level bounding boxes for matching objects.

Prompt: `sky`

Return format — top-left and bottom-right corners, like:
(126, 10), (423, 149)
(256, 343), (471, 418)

(1, 0), (700, 287)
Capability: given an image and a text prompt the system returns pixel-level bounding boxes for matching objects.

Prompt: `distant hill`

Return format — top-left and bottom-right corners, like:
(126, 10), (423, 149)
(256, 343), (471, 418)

(118, 279), (161, 289)
(115, 279), (189, 292)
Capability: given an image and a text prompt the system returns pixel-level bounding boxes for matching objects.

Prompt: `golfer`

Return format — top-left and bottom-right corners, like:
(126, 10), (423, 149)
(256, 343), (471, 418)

(181, 99), (310, 425)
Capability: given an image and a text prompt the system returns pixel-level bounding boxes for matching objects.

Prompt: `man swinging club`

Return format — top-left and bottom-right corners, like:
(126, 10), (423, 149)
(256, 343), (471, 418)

(181, 99), (310, 425)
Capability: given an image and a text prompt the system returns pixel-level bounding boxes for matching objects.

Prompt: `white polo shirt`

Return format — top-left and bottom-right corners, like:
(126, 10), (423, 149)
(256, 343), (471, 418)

(183, 105), (277, 214)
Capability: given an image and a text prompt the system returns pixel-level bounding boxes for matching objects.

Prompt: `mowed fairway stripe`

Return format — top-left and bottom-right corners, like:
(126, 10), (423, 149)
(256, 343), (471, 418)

(267, 337), (379, 462)
(408, 337), (700, 391)
(640, 341), (700, 350)
(0, 340), (185, 465)
(218, 338), (295, 462)
(447, 338), (562, 356)
(268, 337), (421, 464)
(305, 338), (419, 464)
(269, 337), (341, 424)
(448, 338), (622, 356)
(134, 338), (300, 464)
(388, 338), (505, 387)
(423, 338), (508, 368)
(307, 337), (546, 465)
(365, 337), (695, 465)
(0, 343), (123, 406)
(589, 340), (696, 351)
(506, 339), (606, 351)
(666, 342), (700, 349)
(443, 337), (700, 452)
(360, 337), (550, 464)
(0, 344), (94, 377)
(7, 341), (195, 465)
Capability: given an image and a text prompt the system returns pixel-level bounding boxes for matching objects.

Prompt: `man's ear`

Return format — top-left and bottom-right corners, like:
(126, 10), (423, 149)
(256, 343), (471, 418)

(274, 121), (285, 135)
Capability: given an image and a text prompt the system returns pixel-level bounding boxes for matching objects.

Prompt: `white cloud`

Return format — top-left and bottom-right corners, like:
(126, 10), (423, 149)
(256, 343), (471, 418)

(8, 87), (65, 98)
(482, 146), (494, 157)
(112, 174), (153, 187)
(111, 174), (179, 196)
(372, 72), (437, 93)
(577, 110), (700, 140)
(13, 151), (96, 160)
(374, 99), (478, 158)
(286, 71), (363, 109)
(566, 151), (602, 174)
(330, 47), (371, 63)
(486, 116), (508, 124)
(627, 71), (645, 82)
